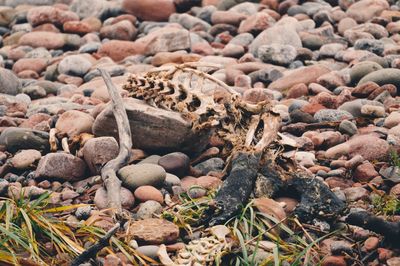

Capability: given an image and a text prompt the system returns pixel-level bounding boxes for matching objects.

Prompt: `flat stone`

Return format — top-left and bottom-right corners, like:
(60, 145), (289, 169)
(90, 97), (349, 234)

(358, 69), (400, 92)
(128, 218), (179, 244)
(0, 127), (49, 153)
(314, 109), (353, 122)
(268, 65), (331, 93)
(10, 149), (41, 169)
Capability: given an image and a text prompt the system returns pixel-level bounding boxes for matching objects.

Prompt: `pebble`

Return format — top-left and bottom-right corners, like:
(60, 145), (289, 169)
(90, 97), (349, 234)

(358, 68), (400, 89)
(314, 109), (353, 123)
(100, 20), (137, 41)
(350, 61), (383, 84)
(136, 200), (163, 219)
(353, 161), (379, 182)
(27, 6), (79, 27)
(364, 236), (379, 251)
(384, 112), (400, 129)
(134, 186), (163, 204)
(344, 187), (369, 202)
(122, 0), (175, 22)
(193, 158), (225, 175)
(118, 163), (166, 190)
(253, 197), (286, 221)
(158, 152), (190, 178)
(58, 55), (93, 77)
(0, 68), (21, 95)
(75, 206), (92, 220)
(55, 110), (94, 138)
(339, 120), (358, 136)
(10, 149), (41, 169)
(35, 153), (87, 182)
(0, 127), (50, 153)
(258, 44), (297, 66)
(18, 31), (67, 49)
(82, 137), (119, 175)
(94, 186), (135, 210)
(326, 134), (389, 161)
(321, 255), (347, 266)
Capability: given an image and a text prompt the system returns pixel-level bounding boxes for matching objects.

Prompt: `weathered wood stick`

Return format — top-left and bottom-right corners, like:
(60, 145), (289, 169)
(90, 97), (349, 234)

(98, 69), (132, 216)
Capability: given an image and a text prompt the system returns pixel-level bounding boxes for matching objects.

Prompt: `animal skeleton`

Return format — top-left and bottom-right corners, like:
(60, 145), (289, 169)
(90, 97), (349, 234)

(122, 63), (344, 265)
(123, 62), (281, 157)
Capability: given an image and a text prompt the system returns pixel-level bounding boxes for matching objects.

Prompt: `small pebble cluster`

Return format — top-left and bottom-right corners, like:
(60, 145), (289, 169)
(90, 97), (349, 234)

(0, 0), (400, 265)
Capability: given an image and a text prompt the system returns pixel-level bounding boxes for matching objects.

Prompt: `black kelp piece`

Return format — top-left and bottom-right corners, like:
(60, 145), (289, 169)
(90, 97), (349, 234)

(346, 211), (400, 244)
(289, 174), (346, 222)
(208, 152), (261, 226)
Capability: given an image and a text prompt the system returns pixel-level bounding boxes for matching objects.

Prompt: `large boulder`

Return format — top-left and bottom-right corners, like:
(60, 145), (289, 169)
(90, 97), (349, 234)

(92, 98), (210, 154)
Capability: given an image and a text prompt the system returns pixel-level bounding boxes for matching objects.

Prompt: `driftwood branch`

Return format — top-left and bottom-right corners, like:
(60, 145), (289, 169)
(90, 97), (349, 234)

(98, 69), (132, 216)
(71, 223), (120, 266)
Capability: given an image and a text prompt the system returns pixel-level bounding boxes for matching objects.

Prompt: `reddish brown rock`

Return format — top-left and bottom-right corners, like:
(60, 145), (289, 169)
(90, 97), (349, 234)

(94, 187), (135, 210)
(128, 218), (179, 244)
(326, 135), (389, 161)
(238, 12), (276, 34)
(253, 198), (286, 221)
(17, 70), (39, 79)
(378, 248), (394, 262)
(97, 40), (145, 61)
(321, 255), (346, 266)
(12, 58), (48, 74)
(10, 149), (41, 169)
(82, 137), (119, 175)
(211, 11), (247, 26)
(27, 6), (79, 26)
(180, 176), (198, 191)
(35, 153), (87, 182)
(63, 20), (95, 35)
(287, 83), (308, 98)
(19, 113), (51, 129)
(347, 0), (389, 23)
(19, 31), (65, 49)
(268, 65), (331, 93)
(100, 20), (137, 41)
(33, 23), (60, 33)
(134, 186), (164, 203)
(390, 183), (400, 197)
(196, 176), (222, 189)
(364, 236), (379, 251)
(301, 103), (326, 115)
(122, 0), (176, 22)
(55, 110), (94, 138)
(353, 161), (379, 182)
